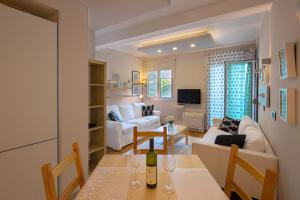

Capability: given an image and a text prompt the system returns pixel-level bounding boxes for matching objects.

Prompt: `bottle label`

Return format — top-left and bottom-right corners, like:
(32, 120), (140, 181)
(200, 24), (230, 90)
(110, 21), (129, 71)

(146, 166), (157, 185)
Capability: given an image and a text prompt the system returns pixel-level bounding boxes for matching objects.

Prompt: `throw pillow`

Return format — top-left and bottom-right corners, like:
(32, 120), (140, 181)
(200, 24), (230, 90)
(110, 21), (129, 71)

(142, 104), (154, 116)
(108, 111), (121, 122)
(218, 116), (240, 135)
(215, 134), (246, 148)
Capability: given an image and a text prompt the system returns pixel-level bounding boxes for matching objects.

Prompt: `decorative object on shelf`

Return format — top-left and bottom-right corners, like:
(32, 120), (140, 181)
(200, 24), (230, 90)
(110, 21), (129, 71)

(258, 85), (270, 107)
(132, 70), (140, 83)
(279, 88), (296, 124)
(132, 84), (140, 96)
(260, 58), (271, 84)
(279, 42), (296, 79)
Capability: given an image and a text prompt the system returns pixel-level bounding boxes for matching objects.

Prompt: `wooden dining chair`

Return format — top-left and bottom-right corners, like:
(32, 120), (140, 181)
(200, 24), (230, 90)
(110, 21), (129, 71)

(41, 142), (85, 200)
(133, 126), (167, 154)
(224, 145), (277, 200)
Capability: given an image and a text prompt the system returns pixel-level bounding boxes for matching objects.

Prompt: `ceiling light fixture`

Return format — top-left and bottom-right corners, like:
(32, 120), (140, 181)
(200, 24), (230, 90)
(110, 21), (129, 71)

(190, 44), (196, 48)
(157, 49), (162, 53)
(172, 47), (178, 51)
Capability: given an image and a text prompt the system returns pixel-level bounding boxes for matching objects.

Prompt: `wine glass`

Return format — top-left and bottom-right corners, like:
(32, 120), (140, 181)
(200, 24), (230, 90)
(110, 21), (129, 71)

(129, 149), (141, 189)
(163, 155), (176, 194)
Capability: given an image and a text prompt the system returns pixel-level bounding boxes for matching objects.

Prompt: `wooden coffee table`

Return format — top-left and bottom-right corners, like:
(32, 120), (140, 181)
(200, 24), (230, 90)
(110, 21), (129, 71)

(153, 124), (188, 154)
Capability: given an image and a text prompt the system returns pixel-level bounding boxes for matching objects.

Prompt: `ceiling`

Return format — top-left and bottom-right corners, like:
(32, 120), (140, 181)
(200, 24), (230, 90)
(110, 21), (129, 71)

(81, 0), (272, 58)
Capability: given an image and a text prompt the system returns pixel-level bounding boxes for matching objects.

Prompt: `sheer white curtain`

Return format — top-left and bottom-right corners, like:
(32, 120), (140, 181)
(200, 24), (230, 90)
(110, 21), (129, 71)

(206, 48), (255, 127)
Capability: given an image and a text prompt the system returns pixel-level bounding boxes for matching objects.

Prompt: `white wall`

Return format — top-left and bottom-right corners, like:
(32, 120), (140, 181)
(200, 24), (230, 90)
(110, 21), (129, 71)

(258, 0), (300, 199)
(96, 49), (143, 105)
(143, 52), (206, 123)
(88, 27), (95, 58)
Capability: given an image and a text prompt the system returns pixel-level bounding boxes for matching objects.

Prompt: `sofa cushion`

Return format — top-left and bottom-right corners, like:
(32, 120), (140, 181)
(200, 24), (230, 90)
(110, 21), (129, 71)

(118, 105), (135, 121)
(126, 118), (152, 127)
(200, 127), (232, 144)
(107, 105), (123, 121)
(142, 115), (160, 124)
(218, 116), (240, 135)
(238, 116), (254, 134)
(215, 135), (246, 148)
(243, 126), (265, 152)
(119, 122), (136, 131)
(132, 103), (144, 118)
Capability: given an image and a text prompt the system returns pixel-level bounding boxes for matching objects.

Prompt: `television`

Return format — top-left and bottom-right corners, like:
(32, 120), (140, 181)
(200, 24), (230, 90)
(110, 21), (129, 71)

(177, 89), (201, 104)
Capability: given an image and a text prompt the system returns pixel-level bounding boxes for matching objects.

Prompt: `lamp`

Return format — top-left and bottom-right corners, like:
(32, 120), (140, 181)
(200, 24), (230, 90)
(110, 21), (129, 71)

(297, 0), (300, 21)
(140, 79), (146, 102)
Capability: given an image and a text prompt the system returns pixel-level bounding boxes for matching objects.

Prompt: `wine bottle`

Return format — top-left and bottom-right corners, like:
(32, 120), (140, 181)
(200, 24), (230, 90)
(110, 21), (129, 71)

(146, 138), (157, 189)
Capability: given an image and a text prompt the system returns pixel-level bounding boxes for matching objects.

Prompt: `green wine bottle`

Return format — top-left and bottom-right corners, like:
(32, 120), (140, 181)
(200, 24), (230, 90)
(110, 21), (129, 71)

(146, 138), (157, 189)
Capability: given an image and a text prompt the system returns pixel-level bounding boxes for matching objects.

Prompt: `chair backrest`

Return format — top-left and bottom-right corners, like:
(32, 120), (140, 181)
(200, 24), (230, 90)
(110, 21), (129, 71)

(224, 145), (277, 200)
(133, 126), (167, 155)
(41, 142), (85, 200)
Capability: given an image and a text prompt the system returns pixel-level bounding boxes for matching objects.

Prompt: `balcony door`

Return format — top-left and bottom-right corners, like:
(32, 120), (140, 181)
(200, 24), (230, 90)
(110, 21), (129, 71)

(225, 61), (256, 120)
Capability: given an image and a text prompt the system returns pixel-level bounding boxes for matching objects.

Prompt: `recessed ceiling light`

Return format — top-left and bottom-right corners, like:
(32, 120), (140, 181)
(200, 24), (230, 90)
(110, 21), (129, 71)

(190, 44), (196, 48)
(172, 47), (178, 51)
(157, 49), (162, 53)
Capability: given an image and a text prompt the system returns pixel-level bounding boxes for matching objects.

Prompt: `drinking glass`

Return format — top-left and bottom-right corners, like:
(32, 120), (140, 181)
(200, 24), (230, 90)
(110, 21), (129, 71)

(129, 150), (141, 189)
(163, 155), (176, 193)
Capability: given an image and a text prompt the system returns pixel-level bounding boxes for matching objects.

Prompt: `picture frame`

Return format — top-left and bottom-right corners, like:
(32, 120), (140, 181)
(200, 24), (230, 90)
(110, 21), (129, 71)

(279, 42), (296, 79)
(258, 85), (270, 107)
(132, 71), (140, 83)
(132, 84), (140, 96)
(279, 88), (296, 124)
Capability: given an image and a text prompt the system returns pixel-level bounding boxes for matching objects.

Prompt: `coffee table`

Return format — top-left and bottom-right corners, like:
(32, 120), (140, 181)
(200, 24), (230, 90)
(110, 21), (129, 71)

(153, 124), (188, 154)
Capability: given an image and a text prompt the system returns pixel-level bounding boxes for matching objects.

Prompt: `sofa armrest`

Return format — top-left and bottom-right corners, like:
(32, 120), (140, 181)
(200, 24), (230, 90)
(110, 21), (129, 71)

(192, 142), (278, 199)
(153, 110), (161, 117)
(106, 120), (122, 130)
(212, 118), (223, 127)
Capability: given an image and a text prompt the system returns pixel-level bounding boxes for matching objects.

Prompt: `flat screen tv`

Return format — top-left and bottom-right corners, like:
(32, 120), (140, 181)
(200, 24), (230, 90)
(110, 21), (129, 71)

(177, 89), (201, 104)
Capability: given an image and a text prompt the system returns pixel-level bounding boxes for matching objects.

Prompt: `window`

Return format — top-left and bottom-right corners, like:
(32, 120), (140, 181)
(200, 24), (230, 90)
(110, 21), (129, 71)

(147, 69), (173, 99)
(147, 71), (157, 97)
(160, 70), (172, 98)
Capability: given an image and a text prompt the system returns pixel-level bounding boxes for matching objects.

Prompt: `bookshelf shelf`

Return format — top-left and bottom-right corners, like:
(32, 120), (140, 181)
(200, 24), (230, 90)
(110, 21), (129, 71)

(88, 59), (106, 174)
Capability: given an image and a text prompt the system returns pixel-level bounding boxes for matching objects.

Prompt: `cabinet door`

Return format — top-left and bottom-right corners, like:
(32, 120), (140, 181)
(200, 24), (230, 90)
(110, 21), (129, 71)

(0, 139), (57, 200)
(0, 4), (57, 152)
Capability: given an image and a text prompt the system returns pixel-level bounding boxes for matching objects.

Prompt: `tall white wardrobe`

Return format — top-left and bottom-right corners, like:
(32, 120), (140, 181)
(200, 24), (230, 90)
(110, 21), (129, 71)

(0, 4), (57, 200)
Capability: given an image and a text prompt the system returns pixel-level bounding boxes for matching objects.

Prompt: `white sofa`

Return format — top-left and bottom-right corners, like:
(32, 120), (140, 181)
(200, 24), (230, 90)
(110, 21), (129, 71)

(106, 103), (161, 150)
(192, 117), (278, 199)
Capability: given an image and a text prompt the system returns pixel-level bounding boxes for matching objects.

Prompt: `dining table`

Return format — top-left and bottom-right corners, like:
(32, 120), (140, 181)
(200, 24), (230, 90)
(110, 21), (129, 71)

(75, 154), (229, 200)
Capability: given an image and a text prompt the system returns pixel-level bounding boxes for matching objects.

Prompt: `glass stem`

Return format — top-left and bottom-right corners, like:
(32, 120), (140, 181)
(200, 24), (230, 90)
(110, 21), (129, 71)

(169, 172), (171, 187)
(133, 167), (136, 181)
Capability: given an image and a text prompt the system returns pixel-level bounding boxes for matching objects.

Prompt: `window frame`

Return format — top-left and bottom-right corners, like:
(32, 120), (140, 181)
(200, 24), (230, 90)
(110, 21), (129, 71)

(145, 62), (175, 101)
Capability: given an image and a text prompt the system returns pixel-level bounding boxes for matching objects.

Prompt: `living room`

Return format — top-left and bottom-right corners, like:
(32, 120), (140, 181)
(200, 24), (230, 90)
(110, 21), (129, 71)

(0, 0), (299, 200)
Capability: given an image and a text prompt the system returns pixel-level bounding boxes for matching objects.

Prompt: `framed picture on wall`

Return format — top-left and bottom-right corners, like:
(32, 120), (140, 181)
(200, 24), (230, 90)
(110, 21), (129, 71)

(279, 42), (296, 79)
(132, 84), (140, 96)
(132, 71), (140, 83)
(279, 88), (296, 124)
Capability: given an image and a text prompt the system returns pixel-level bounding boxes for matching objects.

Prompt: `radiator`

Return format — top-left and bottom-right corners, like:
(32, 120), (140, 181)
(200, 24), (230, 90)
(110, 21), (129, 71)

(182, 112), (206, 132)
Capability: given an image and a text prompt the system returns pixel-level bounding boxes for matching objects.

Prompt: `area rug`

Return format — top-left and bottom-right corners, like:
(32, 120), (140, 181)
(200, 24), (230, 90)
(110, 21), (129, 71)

(122, 136), (203, 155)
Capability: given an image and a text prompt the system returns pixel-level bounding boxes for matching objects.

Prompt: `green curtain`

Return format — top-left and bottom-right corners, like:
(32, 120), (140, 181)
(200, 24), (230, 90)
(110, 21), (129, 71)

(225, 62), (252, 119)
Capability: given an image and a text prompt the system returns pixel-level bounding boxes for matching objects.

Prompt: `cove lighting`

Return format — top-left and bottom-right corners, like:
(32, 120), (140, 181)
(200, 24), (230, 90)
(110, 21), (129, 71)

(190, 44), (196, 47)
